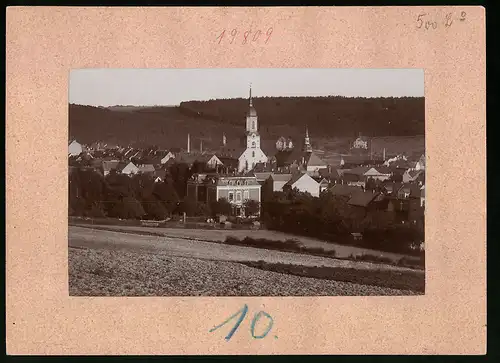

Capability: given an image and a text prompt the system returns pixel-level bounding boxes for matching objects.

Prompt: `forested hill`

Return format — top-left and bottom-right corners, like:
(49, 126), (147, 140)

(69, 96), (424, 149)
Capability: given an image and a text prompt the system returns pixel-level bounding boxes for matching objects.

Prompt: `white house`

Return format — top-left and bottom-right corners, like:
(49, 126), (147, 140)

(364, 166), (392, 181)
(283, 172), (320, 197)
(120, 162), (139, 175)
(160, 151), (176, 164)
(68, 140), (83, 156)
(206, 154), (223, 169)
(268, 173), (293, 192)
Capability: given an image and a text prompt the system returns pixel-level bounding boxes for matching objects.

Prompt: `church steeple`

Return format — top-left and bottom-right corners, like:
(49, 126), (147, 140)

(303, 125), (312, 152)
(249, 83), (253, 107)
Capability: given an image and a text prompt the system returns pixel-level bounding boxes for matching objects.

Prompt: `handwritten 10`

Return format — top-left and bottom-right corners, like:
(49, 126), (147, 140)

(216, 28), (274, 45)
(209, 304), (275, 341)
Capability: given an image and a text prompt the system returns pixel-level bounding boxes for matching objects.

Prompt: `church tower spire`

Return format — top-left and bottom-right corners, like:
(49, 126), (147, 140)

(249, 83), (253, 107)
(303, 125), (312, 152)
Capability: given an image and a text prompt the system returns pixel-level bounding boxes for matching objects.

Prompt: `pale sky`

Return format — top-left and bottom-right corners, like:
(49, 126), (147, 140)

(69, 68), (424, 107)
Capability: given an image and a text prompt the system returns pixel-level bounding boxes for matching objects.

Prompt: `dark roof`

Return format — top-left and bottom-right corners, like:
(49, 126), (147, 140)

(284, 172), (307, 188)
(101, 160), (121, 172)
(270, 173), (293, 182)
(344, 166), (371, 176)
(216, 156), (239, 169)
(348, 191), (380, 207)
(382, 181), (403, 195)
(330, 184), (363, 197)
(154, 169), (167, 179)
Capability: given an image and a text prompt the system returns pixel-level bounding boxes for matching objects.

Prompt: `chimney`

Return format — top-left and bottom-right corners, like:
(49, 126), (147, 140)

(383, 147), (386, 161)
(222, 133), (227, 146)
(187, 133), (191, 153)
(200, 139), (203, 153)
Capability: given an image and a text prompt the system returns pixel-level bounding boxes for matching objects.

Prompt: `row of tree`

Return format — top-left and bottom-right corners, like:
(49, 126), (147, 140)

(180, 96), (425, 137)
(69, 96), (424, 149)
(260, 188), (424, 256)
(68, 162), (260, 220)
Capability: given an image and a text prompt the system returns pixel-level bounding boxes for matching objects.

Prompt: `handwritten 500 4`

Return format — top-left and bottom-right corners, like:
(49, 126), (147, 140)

(217, 28), (274, 45)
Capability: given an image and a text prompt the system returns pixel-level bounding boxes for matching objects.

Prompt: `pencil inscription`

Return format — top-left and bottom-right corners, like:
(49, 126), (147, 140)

(216, 27), (273, 45)
(416, 11), (466, 30)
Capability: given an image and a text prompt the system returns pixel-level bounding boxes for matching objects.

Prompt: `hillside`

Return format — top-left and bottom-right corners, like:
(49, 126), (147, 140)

(69, 96), (424, 150)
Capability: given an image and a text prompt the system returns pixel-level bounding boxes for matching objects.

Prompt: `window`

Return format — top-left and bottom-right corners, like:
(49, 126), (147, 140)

(252, 121), (255, 129)
(252, 141), (256, 148)
(236, 191), (242, 202)
(252, 151), (255, 157)
(228, 192), (234, 202)
(244, 190), (249, 200)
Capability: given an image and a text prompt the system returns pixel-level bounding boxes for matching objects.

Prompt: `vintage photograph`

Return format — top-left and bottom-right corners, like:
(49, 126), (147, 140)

(68, 68), (425, 296)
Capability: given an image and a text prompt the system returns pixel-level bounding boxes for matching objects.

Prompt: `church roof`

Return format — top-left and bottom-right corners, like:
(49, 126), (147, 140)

(304, 152), (327, 167)
(247, 106), (257, 117)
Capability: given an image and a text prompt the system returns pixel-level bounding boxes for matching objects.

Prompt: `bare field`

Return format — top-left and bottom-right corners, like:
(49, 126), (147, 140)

(69, 247), (421, 296)
(71, 223), (412, 262)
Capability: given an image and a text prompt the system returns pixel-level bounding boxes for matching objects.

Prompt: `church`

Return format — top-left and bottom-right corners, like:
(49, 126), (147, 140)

(218, 85), (268, 173)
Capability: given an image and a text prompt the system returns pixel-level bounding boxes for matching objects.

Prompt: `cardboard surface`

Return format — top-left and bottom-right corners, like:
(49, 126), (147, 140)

(6, 6), (486, 355)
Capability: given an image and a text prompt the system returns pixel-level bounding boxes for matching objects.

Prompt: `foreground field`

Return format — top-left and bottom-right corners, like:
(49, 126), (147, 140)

(71, 223), (411, 262)
(69, 247), (420, 296)
(68, 226), (424, 295)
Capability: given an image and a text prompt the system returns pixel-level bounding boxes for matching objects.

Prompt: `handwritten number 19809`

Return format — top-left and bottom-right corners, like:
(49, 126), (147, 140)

(217, 28), (273, 45)
(209, 304), (275, 341)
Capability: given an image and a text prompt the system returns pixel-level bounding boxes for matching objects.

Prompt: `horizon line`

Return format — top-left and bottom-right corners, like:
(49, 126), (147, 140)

(69, 94), (425, 108)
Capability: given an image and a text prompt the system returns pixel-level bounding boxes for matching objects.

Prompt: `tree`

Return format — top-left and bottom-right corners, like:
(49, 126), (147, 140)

(131, 173), (155, 200)
(141, 196), (168, 220)
(210, 198), (232, 216)
(243, 199), (260, 217)
(107, 196), (146, 219)
(195, 202), (211, 217)
(152, 177), (179, 215)
(169, 162), (192, 199)
(179, 197), (198, 217)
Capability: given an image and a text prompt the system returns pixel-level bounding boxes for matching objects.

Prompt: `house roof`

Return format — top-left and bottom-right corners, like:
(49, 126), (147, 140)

(101, 160), (121, 172)
(391, 159), (411, 169)
(348, 191), (380, 207)
(407, 169), (424, 179)
(382, 181), (403, 195)
(214, 176), (260, 187)
(319, 178), (329, 185)
(343, 166), (371, 176)
(270, 173), (293, 182)
(154, 169), (167, 179)
(373, 165), (392, 174)
(330, 184), (363, 197)
(398, 183), (421, 198)
(304, 152), (327, 167)
(254, 172), (273, 181)
(138, 164), (156, 173)
(176, 152), (200, 165)
(217, 156), (239, 169)
(284, 172), (306, 187)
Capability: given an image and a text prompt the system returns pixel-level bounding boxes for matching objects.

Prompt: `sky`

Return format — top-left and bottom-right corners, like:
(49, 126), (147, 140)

(69, 68), (424, 107)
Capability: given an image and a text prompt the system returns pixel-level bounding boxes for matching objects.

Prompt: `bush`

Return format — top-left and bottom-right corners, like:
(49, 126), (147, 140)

(348, 253), (394, 265)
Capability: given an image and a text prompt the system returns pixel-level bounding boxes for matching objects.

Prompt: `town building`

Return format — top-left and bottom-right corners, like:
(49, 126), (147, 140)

(352, 133), (369, 150)
(282, 172), (321, 197)
(187, 174), (261, 217)
(68, 140), (83, 156)
(273, 126), (327, 176)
